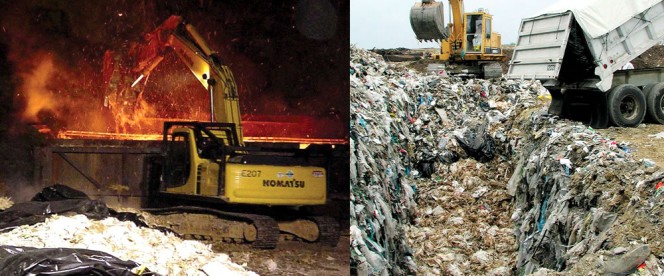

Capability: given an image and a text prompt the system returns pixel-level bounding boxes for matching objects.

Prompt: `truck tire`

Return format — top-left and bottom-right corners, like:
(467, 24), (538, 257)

(607, 84), (646, 127)
(643, 82), (664, 124)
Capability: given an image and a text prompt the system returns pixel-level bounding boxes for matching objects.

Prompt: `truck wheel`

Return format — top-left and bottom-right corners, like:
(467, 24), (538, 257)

(643, 82), (664, 124)
(607, 84), (646, 127)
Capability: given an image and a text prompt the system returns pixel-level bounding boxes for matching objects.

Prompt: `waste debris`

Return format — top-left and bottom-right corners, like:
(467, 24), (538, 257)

(350, 46), (664, 275)
(0, 214), (256, 275)
(0, 245), (146, 275)
(0, 197), (13, 210)
(648, 131), (664, 139)
(0, 186), (256, 275)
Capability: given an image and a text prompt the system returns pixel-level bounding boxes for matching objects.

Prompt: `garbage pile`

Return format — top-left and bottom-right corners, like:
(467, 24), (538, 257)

(350, 46), (664, 275)
(0, 186), (256, 276)
(508, 111), (664, 275)
(0, 214), (255, 275)
(350, 46), (419, 275)
(349, 45), (543, 275)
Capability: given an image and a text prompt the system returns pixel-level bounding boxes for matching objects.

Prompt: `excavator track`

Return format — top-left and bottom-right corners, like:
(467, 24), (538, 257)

(310, 216), (340, 247)
(142, 206), (279, 249)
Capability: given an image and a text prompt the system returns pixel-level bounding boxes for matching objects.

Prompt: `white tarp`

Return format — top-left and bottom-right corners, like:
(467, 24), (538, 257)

(536, 0), (661, 38)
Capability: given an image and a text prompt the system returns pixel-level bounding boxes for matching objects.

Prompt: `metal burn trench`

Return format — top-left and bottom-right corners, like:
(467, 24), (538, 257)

(33, 139), (162, 208)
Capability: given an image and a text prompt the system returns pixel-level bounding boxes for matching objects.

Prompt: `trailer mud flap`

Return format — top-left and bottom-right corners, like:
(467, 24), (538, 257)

(549, 89), (609, 129)
(548, 89), (564, 116)
(589, 91), (609, 129)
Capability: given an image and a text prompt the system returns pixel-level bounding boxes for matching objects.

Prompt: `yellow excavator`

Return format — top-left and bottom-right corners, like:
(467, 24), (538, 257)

(104, 16), (339, 248)
(410, 0), (506, 78)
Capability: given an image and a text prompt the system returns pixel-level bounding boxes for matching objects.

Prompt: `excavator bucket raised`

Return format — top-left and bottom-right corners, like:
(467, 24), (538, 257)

(410, 1), (448, 41)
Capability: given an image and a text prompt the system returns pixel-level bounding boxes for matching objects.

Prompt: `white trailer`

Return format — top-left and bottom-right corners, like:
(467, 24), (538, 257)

(507, 0), (664, 128)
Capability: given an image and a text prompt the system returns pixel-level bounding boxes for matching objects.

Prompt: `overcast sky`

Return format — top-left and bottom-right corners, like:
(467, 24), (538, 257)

(351, 0), (560, 49)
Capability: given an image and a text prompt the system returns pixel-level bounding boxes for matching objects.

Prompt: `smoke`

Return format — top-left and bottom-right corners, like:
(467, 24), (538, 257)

(19, 53), (60, 122)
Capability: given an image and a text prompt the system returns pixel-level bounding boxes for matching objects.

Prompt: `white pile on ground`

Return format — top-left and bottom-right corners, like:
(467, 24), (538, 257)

(0, 214), (257, 276)
(0, 197), (13, 210)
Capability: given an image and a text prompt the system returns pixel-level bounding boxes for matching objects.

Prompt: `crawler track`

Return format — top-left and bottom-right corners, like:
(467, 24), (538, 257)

(142, 206), (280, 249)
(310, 216), (340, 246)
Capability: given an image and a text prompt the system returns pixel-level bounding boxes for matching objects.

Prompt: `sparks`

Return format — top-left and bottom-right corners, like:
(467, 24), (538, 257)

(130, 74), (144, 88)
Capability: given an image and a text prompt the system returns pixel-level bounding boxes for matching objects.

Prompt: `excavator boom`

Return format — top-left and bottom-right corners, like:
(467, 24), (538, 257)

(103, 15), (243, 143)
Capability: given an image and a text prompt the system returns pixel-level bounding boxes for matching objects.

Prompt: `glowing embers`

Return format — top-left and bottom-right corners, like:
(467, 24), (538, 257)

(243, 137), (347, 145)
(57, 130), (162, 141)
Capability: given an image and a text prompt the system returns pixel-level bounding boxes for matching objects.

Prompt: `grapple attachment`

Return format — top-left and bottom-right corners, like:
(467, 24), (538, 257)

(410, 1), (447, 42)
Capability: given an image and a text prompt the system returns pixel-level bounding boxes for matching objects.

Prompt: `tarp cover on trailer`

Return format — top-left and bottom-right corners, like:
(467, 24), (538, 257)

(536, 0), (661, 38)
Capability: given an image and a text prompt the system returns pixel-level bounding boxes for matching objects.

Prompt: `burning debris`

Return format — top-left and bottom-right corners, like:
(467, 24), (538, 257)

(0, 1), (349, 143)
(350, 47), (664, 275)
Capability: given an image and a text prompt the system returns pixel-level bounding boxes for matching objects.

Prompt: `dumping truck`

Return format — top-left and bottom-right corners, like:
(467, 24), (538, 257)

(507, 0), (664, 128)
(410, 0), (505, 78)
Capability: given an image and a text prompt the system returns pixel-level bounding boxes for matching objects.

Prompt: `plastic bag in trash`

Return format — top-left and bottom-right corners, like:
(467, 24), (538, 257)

(0, 245), (151, 275)
(0, 199), (110, 231)
(454, 120), (495, 162)
(438, 150), (460, 164)
(31, 184), (90, 201)
(416, 149), (437, 178)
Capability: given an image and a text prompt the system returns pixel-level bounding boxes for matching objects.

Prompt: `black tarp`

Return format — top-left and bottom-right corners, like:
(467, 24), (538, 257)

(0, 246), (155, 275)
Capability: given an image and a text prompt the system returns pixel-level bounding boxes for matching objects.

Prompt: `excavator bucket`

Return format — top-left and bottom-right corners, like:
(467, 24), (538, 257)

(410, 1), (448, 41)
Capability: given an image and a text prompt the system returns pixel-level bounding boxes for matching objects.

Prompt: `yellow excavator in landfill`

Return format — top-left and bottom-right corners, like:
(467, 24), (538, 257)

(410, 0), (506, 78)
(104, 15), (339, 248)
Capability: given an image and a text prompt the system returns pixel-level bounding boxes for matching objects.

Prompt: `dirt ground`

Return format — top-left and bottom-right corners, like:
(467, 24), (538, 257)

(597, 124), (664, 167)
(214, 235), (350, 276)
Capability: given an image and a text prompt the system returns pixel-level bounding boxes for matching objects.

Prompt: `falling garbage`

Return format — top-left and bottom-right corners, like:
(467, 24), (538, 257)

(350, 46), (664, 275)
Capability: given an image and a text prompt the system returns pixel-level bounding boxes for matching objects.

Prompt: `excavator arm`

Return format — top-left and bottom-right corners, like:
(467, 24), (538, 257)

(165, 20), (243, 144)
(103, 15), (243, 143)
(448, 0), (464, 45)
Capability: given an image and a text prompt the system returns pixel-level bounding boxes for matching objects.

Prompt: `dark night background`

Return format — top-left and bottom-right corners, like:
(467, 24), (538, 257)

(0, 0), (349, 191)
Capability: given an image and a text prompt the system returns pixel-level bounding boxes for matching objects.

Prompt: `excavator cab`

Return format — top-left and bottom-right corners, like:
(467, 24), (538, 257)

(160, 122), (328, 206)
(465, 14), (483, 52)
(464, 11), (498, 54)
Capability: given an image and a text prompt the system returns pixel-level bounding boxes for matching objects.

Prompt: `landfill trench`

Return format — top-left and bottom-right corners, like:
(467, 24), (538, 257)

(350, 47), (664, 275)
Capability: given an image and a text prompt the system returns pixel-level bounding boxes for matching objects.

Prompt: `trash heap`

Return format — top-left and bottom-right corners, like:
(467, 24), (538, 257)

(508, 111), (664, 275)
(350, 46), (420, 275)
(350, 46), (664, 275)
(0, 214), (257, 275)
(349, 45), (543, 275)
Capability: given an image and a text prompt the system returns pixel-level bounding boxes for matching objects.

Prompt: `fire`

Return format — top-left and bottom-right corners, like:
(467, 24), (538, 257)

(56, 129), (346, 145)
(10, 15), (347, 146)
(105, 91), (159, 134)
(20, 54), (60, 122)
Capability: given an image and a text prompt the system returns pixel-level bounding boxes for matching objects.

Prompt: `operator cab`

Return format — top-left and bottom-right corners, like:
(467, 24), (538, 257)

(466, 12), (491, 53)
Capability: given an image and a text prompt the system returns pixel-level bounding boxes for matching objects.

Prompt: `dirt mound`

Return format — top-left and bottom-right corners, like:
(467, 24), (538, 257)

(632, 45), (664, 68)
